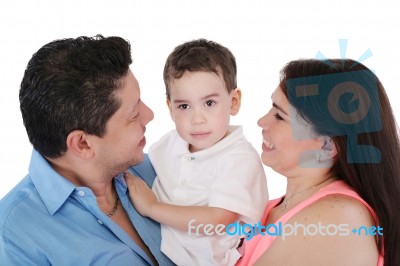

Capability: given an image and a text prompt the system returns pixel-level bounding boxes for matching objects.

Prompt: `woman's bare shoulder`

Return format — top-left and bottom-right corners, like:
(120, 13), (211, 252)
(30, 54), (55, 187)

(254, 194), (380, 266)
(299, 193), (376, 225)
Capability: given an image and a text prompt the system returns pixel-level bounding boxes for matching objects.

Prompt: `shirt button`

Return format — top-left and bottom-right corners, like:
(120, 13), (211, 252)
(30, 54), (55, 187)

(98, 219), (103, 225)
(78, 190), (85, 197)
(186, 156), (194, 161)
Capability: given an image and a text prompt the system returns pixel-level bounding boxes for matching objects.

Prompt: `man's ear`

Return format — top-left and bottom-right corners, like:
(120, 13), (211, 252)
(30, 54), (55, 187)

(166, 99), (175, 121)
(66, 130), (94, 159)
(230, 88), (241, 116)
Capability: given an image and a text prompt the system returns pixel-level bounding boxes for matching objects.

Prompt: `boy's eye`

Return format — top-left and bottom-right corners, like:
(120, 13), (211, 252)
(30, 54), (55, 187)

(205, 100), (216, 107)
(178, 104), (189, 110)
(274, 113), (284, 120)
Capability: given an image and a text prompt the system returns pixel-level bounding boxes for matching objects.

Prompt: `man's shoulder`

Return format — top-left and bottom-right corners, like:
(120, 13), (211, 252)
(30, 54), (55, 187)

(0, 176), (36, 229)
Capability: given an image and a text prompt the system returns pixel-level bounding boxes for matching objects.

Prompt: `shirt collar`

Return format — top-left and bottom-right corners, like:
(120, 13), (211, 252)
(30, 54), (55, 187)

(114, 172), (128, 193)
(29, 149), (76, 216)
(171, 125), (243, 158)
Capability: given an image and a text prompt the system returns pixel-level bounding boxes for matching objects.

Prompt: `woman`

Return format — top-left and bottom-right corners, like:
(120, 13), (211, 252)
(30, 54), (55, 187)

(239, 59), (400, 265)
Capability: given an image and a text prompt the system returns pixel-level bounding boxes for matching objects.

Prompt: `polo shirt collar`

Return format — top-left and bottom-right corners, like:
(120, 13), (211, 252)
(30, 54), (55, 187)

(29, 149), (76, 216)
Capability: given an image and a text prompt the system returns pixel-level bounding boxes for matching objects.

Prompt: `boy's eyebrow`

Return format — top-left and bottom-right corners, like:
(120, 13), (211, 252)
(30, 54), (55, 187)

(172, 99), (187, 104)
(201, 93), (220, 100)
(173, 93), (220, 103)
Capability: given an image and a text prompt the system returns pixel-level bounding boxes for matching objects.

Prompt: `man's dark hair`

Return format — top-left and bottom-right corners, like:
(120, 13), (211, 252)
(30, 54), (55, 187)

(19, 34), (132, 158)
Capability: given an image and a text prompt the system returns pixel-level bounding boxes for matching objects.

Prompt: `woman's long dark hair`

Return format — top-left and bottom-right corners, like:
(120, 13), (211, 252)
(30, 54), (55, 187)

(279, 59), (400, 266)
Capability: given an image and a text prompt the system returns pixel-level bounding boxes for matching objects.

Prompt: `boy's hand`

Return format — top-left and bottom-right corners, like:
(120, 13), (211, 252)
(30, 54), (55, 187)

(124, 171), (157, 217)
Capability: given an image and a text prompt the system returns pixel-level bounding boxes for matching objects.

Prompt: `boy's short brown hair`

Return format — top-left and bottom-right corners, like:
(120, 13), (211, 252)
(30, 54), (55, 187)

(163, 39), (237, 99)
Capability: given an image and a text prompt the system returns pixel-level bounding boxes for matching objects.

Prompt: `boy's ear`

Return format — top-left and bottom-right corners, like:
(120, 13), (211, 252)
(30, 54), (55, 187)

(166, 99), (175, 121)
(66, 130), (94, 159)
(230, 88), (241, 116)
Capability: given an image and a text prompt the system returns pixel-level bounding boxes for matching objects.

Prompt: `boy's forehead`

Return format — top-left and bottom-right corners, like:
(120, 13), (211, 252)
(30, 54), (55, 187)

(170, 70), (226, 89)
(168, 71), (230, 99)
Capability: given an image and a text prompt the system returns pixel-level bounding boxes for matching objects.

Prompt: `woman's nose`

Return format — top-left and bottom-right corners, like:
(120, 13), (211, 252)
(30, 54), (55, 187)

(257, 113), (269, 128)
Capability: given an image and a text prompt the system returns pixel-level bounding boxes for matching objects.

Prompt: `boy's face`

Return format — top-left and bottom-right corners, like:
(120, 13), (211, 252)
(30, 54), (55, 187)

(167, 71), (241, 152)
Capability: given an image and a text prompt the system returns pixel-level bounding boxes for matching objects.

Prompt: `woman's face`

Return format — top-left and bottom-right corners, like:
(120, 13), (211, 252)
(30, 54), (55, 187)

(257, 86), (321, 177)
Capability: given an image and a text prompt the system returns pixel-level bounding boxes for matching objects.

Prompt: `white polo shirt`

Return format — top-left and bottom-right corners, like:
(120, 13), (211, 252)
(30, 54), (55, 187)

(150, 125), (269, 266)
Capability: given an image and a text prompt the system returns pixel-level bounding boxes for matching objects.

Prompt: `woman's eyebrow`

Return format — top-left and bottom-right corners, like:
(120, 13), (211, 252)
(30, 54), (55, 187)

(273, 102), (288, 116)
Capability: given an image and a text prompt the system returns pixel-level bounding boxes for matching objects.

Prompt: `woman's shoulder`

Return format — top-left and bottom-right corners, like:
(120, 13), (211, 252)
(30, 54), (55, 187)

(299, 180), (376, 225)
(256, 181), (379, 265)
(299, 192), (376, 226)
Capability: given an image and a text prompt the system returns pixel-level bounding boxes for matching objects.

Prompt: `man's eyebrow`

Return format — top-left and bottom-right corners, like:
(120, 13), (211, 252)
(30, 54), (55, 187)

(130, 98), (140, 114)
(273, 102), (288, 116)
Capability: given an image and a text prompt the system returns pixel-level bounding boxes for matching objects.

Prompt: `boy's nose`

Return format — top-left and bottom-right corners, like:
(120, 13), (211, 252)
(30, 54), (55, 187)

(191, 111), (206, 125)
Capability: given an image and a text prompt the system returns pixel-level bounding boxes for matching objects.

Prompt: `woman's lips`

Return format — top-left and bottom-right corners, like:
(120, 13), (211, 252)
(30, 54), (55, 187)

(262, 137), (275, 151)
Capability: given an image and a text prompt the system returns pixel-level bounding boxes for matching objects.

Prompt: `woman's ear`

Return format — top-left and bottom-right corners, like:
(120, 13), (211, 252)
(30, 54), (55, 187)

(230, 88), (242, 116)
(316, 136), (337, 162)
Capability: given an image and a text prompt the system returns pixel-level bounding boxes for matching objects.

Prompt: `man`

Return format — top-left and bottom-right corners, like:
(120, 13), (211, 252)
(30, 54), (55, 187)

(0, 35), (173, 265)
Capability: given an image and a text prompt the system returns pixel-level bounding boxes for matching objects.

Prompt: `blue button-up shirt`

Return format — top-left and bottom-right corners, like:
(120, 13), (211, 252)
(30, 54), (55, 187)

(0, 150), (174, 265)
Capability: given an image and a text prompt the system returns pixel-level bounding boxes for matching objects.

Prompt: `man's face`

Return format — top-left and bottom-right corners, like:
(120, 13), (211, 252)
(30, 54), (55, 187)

(94, 70), (154, 177)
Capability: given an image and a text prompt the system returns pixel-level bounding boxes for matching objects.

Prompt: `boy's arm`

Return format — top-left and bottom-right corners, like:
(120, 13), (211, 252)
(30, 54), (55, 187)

(124, 172), (239, 232)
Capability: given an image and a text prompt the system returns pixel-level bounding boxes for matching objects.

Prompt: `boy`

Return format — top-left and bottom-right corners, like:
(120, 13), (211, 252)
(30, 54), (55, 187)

(126, 39), (268, 265)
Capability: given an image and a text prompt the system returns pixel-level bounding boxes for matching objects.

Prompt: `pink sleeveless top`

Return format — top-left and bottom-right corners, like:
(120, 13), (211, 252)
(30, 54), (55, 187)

(238, 180), (384, 265)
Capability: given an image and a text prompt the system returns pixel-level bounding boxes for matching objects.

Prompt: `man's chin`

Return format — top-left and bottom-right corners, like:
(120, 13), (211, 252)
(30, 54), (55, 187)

(128, 154), (145, 168)
(111, 156), (145, 177)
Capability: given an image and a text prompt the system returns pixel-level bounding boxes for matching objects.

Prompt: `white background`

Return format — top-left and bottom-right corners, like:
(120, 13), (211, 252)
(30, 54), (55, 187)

(1, 0), (399, 199)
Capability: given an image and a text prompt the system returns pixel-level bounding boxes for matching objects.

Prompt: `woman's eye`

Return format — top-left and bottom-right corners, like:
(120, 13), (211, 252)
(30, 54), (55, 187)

(274, 113), (284, 120)
(178, 104), (189, 110)
(205, 100), (216, 107)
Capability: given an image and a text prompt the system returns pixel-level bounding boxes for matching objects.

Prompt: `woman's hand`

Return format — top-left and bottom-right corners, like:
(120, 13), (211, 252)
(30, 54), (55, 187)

(124, 171), (157, 217)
